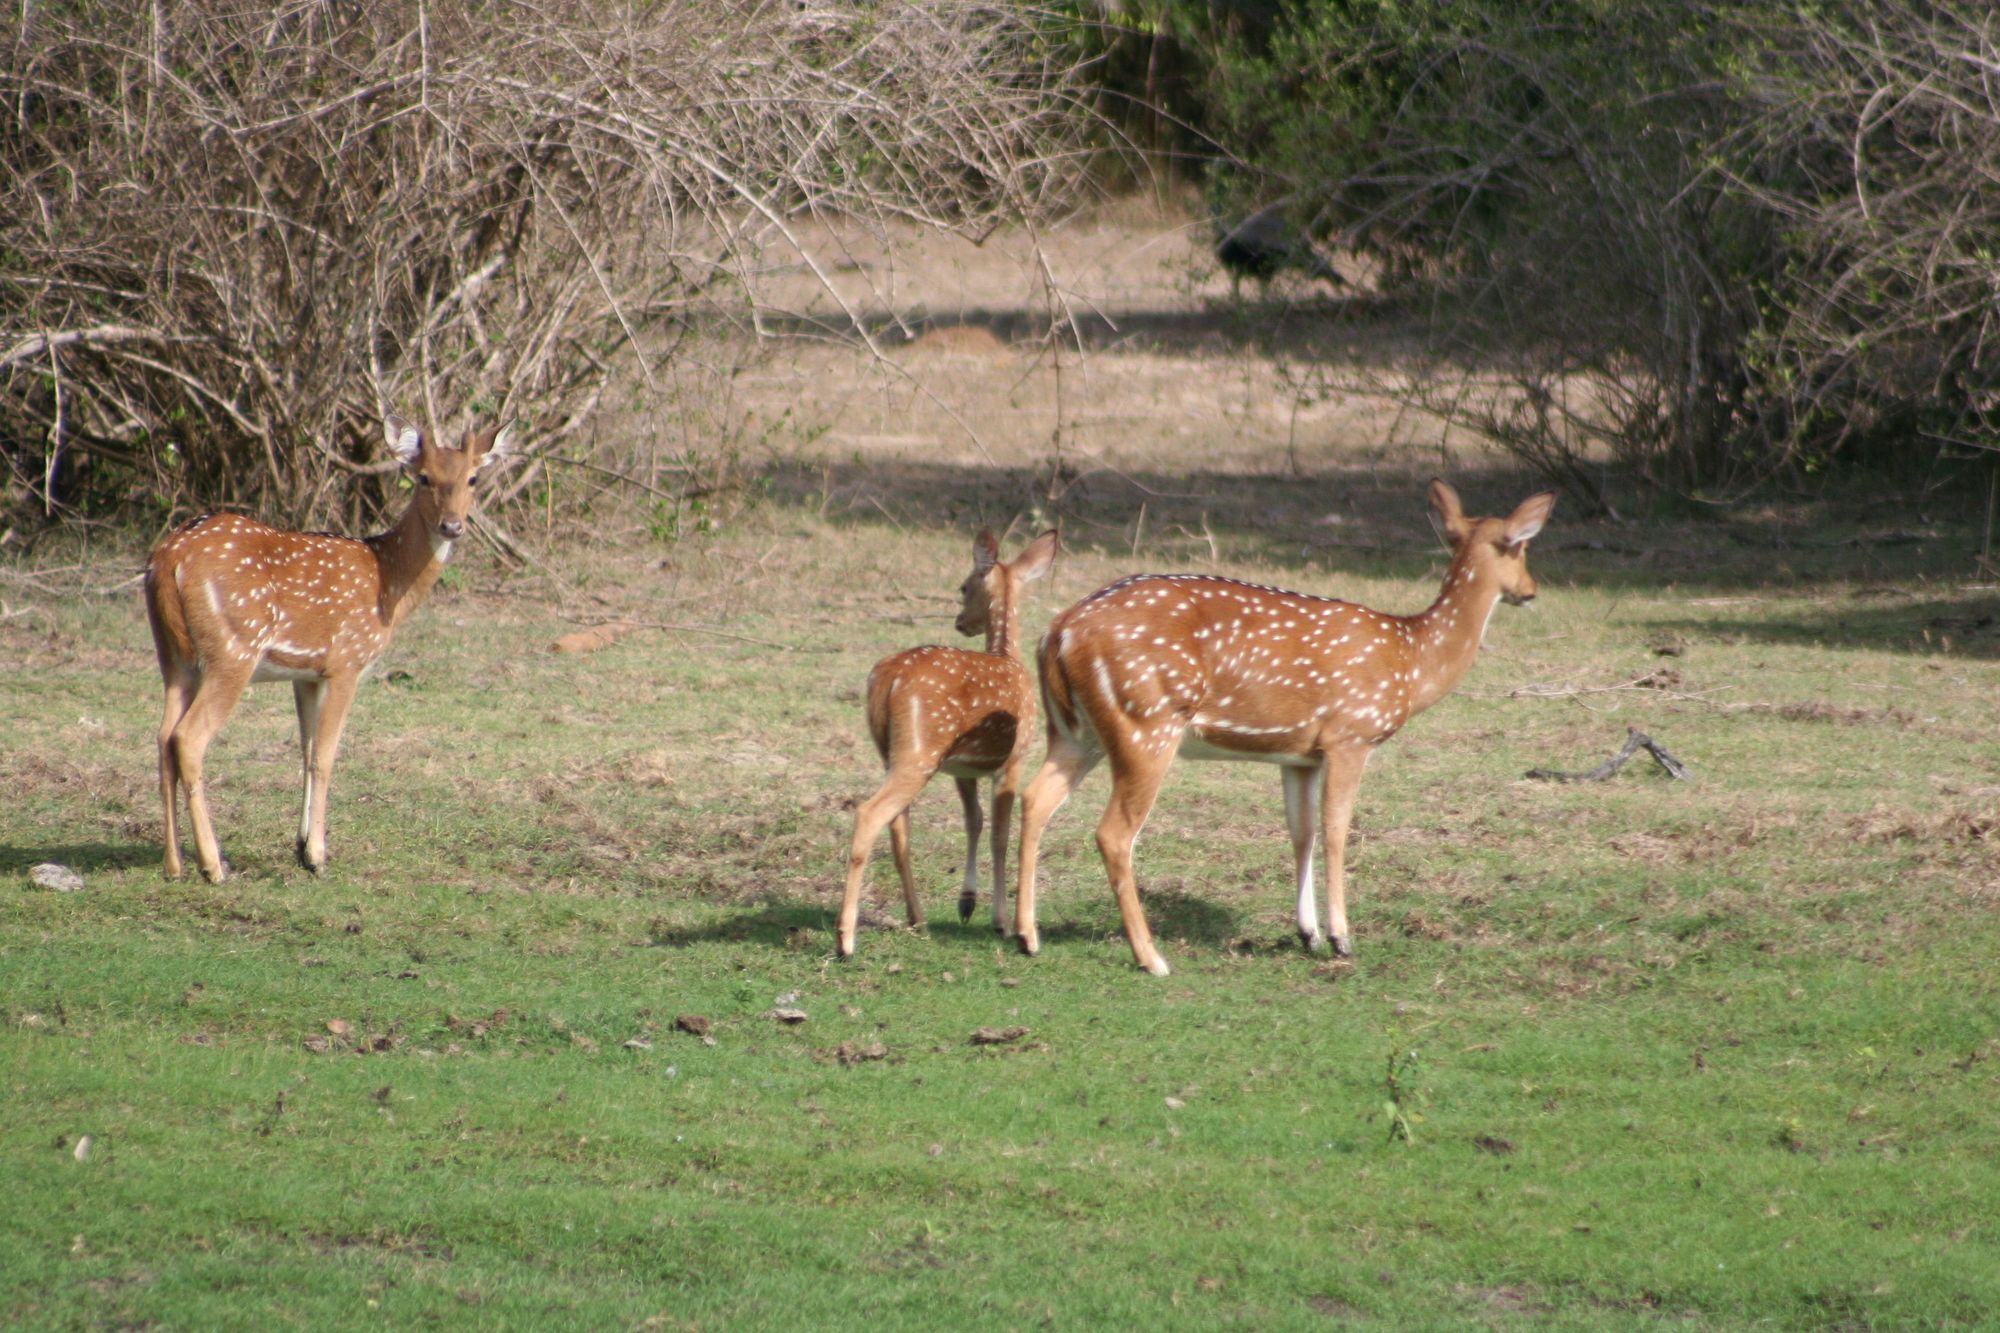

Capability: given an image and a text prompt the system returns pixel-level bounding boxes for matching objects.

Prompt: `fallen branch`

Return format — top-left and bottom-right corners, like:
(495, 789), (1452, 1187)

(1526, 728), (1690, 782)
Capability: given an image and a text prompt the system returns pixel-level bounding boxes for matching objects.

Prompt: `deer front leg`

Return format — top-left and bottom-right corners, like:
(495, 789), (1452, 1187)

(1319, 745), (1371, 959)
(299, 674), (359, 875)
(954, 776), (982, 924)
(1282, 763), (1326, 950)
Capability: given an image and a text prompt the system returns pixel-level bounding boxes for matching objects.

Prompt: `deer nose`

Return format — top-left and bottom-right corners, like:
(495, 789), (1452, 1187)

(438, 519), (465, 540)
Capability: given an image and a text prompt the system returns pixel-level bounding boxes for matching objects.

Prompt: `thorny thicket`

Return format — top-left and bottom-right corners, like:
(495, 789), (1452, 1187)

(0, 1), (1086, 532)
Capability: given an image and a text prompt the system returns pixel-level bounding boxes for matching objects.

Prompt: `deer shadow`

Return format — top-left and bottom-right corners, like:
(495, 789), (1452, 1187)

(1, 842), (157, 877)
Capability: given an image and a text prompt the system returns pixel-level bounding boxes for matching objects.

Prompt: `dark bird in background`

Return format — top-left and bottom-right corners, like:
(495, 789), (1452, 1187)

(1214, 203), (1345, 297)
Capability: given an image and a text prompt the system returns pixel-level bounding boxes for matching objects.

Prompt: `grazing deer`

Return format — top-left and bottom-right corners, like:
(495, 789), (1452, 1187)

(837, 529), (1059, 958)
(144, 415), (516, 882)
(1011, 481), (1555, 975)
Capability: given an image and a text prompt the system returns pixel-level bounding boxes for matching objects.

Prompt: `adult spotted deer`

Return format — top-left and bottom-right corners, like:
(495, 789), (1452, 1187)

(1011, 481), (1554, 975)
(144, 415), (516, 882)
(837, 529), (1059, 958)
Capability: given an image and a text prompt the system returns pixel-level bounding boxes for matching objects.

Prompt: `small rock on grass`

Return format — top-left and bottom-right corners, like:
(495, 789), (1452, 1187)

(969, 1026), (1030, 1046)
(30, 864), (83, 892)
(834, 1039), (888, 1066)
(769, 1008), (808, 1025)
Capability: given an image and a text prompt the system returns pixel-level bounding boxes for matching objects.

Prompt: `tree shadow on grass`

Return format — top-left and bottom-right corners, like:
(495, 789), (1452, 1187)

(767, 454), (1992, 603)
(1653, 596), (2000, 661)
(1, 841), (156, 877)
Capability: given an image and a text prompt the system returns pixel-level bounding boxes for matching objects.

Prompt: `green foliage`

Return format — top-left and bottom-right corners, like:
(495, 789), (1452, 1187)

(1078, 0), (2000, 500)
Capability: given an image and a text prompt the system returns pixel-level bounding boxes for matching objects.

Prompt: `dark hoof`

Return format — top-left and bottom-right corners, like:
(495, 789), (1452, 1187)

(1298, 930), (1324, 954)
(1016, 935), (1039, 957)
(958, 893), (976, 923)
(201, 858), (233, 885)
(1331, 935), (1354, 960)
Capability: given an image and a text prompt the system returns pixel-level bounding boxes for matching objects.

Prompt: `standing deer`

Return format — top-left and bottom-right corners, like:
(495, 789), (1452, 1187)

(144, 415), (516, 882)
(1011, 481), (1554, 975)
(837, 529), (1059, 958)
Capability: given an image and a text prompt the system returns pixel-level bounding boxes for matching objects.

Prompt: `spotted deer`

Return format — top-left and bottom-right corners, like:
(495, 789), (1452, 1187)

(1010, 481), (1555, 975)
(837, 529), (1059, 957)
(144, 415), (516, 882)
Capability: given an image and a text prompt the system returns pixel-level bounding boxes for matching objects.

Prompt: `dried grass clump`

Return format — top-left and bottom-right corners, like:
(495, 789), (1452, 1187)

(0, 1), (1084, 529)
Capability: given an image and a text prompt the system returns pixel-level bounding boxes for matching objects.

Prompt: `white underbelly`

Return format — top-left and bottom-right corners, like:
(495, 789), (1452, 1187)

(1177, 733), (1319, 768)
(251, 659), (326, 684)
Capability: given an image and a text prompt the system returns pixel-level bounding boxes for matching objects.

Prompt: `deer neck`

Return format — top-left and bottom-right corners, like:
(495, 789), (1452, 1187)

(983, 576), (1022, 662)
(1405, 548), (1506, 713)
(368, 501), (452, 631)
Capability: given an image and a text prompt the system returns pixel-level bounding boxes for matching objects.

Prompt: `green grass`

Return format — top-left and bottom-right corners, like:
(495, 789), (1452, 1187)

(4, 456), (1999, 1328)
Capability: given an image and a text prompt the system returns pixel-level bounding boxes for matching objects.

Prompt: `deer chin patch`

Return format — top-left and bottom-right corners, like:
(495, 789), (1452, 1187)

(430, 533), (455, 561)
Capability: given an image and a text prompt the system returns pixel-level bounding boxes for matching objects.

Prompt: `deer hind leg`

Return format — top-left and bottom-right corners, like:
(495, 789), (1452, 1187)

(155, 668), (198, 879)
(298, 675), (359, 875)
(889, 808), (922, 929)
(1012, 735), (1101, 956)
(1319, 745), (1372, 959)
(1096, 742), (1177, 977)
(1282, 763), (1327, 950)
(838, 764), (932, 959)
(953, 776), (982, 924)
(987, 754), (1027, 937)
(171, 654), (257, 884)
(292, 680), (326, 871)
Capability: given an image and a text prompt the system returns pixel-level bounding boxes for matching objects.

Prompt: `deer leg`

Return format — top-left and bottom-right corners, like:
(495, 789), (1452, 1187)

(156, 669), (198, 880)
(838, 765), (931, 958)
(171, 656), (256, 884)
(292, 680), (326, 870)
(1096, 744), (1177, 977)
(988, 757), (1025, 937)
(889, 809), (923, 930)
(1283, 763), (1327, 950)
(953, 776), (982, 924)
(299, 674), (359, 875)
(1319, 746), (1371, 959)
(1012, 735), (1100, 956)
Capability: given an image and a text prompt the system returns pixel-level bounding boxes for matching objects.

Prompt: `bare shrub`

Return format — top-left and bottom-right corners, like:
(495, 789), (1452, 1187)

(0, 1), (1084, 531)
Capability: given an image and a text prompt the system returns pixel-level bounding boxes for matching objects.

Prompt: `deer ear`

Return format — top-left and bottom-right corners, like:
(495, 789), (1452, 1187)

(1428, 478), (1469, 545)
(972, 529), (1001, 573)
(1011, 530), (1059, 583)
(1501, 492), (1556, 549)
(478, 423), (517, 467)
(384, 415), (423, 467)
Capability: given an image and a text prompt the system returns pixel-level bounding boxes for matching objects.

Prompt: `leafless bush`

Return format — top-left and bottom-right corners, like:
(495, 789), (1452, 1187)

(0, 1), (1085, 531)
(1722, 5), (2000, 473)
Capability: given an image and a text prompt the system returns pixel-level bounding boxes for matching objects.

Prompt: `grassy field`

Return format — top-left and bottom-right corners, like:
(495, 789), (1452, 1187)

(4, 436), (1997, 1329)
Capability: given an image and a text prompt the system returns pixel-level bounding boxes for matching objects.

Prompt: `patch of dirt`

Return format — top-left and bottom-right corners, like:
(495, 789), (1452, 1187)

(1744, 700), (1920, 727)
(1850, 806), (1997, 848)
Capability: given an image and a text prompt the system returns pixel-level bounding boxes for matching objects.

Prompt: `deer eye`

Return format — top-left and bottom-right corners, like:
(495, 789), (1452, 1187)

(417, 473), (433, 487)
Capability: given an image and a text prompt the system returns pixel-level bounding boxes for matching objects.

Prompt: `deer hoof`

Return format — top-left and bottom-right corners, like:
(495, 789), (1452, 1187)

(200, 858), (232, 885)
(1016, 932), (1040, 957)
(1298, 929), (1325, 953)
(1331, 934), (1354, 960)
(958, 894), (976, 923)
(1143, 954), (1172, 978)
